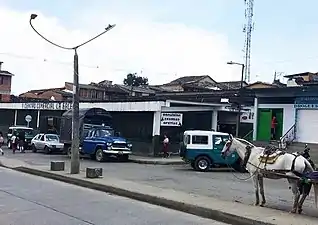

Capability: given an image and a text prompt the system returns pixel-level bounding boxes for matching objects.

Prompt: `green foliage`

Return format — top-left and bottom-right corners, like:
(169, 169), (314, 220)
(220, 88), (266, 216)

(123, 73), (149, 87)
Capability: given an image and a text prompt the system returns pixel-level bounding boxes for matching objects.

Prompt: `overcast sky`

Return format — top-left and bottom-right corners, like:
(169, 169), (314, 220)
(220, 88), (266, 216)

(1, 0), (318, 94)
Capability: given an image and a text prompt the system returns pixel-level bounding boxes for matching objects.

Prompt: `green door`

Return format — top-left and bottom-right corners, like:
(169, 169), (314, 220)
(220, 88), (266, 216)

(257, 109), (272, 141)
(275, 109), (283, 139)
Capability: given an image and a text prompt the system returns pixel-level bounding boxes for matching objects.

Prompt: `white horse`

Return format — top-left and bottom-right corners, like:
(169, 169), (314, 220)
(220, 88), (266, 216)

(221, 135), (318, 214)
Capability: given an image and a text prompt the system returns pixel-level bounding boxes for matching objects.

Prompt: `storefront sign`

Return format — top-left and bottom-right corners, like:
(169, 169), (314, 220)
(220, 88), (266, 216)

(22, 102), (72, 110)
(160, 113), (183, 127)
(294, 97), (318, 109)
(294, 104), (318, 109)
(240, 107), (254, 123)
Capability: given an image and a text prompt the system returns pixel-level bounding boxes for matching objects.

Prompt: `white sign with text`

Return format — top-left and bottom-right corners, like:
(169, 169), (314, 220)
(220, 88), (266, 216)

(160, 113), (183, 127)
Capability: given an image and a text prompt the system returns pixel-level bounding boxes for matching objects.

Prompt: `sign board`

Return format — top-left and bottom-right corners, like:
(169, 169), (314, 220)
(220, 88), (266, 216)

(294, 104), (318, 109)
(294, 97), (318, 109)
(240, 107), (254, 123)
(25, 115), (32, 122)
(22, 102), (72, 110)
(160, 113), (183, 127)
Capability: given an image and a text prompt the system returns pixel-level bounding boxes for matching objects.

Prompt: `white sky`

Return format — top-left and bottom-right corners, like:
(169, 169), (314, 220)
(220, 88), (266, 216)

(0, 6), (241, 95)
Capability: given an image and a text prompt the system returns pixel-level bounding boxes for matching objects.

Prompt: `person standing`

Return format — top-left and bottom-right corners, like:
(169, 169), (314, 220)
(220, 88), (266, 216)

(162, 134), (170, 158)
(271, 116), (278, 140)
(0, 132), (4, 155)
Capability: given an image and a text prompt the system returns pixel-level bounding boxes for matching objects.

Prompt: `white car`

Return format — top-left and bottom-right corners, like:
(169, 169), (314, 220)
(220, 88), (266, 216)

(31, 133), (64, 154)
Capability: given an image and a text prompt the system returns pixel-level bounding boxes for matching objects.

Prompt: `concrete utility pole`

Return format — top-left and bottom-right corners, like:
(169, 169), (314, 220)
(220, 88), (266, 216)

(29, 14), (116, 174)
(227, 61), (245, 137)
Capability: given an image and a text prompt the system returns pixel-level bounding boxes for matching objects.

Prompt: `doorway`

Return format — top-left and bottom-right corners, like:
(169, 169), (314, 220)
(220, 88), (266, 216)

(257, 108), (283, 141)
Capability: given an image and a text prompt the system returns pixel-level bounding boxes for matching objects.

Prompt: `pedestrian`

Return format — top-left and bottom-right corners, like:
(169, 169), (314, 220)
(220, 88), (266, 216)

(162, 134), (170, 158)
(18, 131), (25, 153)
(271, 116), (278, 140)
(0, 132), (4, 155)
(12, 132), (17, 154)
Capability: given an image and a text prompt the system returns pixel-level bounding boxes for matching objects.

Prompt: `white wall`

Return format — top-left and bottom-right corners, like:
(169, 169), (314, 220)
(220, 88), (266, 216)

(258, 104), (295, 135)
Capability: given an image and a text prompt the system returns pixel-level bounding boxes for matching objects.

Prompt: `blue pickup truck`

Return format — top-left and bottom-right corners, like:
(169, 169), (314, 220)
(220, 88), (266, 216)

(60, 108), (132, 162)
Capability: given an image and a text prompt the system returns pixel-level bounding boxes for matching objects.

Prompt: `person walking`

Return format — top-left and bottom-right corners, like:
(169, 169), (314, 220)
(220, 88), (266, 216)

(162, 134), (170, 158)
(12, 131), (17, 154)
(271, 116), (278, 140)
(18, 131), (25, 153)
(0, 132), (4, 155)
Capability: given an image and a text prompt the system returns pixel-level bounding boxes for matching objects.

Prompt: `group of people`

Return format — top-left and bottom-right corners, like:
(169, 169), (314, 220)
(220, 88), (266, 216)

(5, 131), (25, 154)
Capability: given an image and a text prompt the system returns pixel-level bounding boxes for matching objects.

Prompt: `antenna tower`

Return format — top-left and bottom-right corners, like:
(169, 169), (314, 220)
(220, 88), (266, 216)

(243, 0), (255, 82)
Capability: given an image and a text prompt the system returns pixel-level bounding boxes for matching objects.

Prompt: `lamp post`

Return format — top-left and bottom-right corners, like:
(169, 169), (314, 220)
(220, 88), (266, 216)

(30, 14), (116, 174)
(227, 61), (245, 137)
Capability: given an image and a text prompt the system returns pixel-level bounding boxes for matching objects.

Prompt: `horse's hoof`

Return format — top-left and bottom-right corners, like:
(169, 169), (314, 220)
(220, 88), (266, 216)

(260, 203), (266, 207)
(254, 203), (259, 206)
(298, 208), (303, 214)
(289, 210), (296, 214)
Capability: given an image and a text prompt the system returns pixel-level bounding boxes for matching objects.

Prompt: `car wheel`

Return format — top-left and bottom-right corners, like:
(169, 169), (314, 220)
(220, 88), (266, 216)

(32, 144), (37, 153)
(44, 146), (51, 154)
(194, 156), (211, 172)
(7, 141), (12, 149)
(95, 148), (104, 162)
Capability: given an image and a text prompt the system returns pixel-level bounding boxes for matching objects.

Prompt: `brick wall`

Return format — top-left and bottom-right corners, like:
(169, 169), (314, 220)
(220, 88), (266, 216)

(0, 75), (12, 102)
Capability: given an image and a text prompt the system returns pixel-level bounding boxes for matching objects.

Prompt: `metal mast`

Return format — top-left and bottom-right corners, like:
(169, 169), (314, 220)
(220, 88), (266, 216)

(243, 0), (255, 82)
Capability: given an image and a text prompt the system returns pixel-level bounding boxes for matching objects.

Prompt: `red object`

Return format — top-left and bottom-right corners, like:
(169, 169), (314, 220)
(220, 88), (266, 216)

(271, 117), (277, 128)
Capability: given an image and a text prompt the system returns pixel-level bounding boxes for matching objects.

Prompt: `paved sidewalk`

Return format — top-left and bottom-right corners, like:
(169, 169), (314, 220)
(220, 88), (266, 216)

(129, 155), (185, 165)
(1, 157), (317, 225)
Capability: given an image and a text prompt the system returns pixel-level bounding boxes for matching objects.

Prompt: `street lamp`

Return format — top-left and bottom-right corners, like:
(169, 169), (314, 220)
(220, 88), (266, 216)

(227, 61), (245, 137)
(30, 14), (116, 174)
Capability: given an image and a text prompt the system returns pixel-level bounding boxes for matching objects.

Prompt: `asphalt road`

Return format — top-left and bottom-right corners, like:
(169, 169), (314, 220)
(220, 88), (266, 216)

(2, 148), (318, 218)
(0, 166), (227, 225)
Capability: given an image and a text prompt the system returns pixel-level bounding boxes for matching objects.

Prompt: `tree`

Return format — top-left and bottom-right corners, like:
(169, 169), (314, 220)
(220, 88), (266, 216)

(123, 73), (149, 87)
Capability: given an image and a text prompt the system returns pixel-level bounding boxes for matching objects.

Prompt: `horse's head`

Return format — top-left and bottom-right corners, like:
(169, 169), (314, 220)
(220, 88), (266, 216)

(221, 134), (234, 158)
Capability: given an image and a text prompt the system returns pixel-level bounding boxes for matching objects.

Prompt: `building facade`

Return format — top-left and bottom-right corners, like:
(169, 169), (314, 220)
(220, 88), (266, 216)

(0, 62), (13, 102)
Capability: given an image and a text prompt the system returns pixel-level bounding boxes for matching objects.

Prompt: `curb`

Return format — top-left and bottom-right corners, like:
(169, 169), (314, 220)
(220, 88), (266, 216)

(129, 159), (186, 165)
(12, 166), (273, 225)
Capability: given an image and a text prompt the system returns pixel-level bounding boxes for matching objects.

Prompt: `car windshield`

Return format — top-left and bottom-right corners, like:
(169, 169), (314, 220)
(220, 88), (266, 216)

(15, 129), (33, 136)
(99, 129), (114, 137)
(46, 135), (59, 142)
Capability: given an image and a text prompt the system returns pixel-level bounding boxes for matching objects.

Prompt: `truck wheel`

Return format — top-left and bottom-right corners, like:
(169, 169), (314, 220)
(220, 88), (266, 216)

(95, 148), (105, 162)
(32, 144), (37, 153)
(194, 156), (211, 172)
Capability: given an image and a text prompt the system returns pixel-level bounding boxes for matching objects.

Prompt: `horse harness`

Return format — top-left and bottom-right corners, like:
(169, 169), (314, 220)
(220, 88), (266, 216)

(242, 144), (301, 175)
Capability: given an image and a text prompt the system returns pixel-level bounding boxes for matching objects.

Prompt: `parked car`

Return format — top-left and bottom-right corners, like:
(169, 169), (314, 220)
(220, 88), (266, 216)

(179, 130), (245, 172)
(7, 126), (35, 150)
(31, 133), (64, 154)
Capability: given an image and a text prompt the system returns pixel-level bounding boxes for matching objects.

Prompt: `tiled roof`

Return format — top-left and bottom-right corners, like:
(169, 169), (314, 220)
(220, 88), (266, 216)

(218, 81), (248, 90)
(165, 75), (215, 85)
(0, 70), (14, 76)
(115, 84), (156, 94)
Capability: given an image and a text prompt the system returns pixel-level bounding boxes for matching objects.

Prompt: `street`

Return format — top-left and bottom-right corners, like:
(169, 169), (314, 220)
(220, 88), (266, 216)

(0, 166), (227, 225)
(2, 148), (318, 218)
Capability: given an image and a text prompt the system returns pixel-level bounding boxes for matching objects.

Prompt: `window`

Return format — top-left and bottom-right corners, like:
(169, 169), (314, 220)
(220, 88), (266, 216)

(8, 128), (12, 135)
(213, 135), (229, 149)
(40, 135), (44, 141)
(192, 135), (208, 145)
(45, 134), (59, 142)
